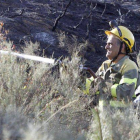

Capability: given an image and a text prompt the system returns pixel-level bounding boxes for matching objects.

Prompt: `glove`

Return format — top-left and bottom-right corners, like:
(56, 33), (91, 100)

(93, 77), (112, 98)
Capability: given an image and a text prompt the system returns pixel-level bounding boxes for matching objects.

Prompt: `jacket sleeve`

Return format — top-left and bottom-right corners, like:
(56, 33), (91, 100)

(111, 66), (138, 101)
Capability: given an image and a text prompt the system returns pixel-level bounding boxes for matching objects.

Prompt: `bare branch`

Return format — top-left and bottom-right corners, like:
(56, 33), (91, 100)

(52, 0), (72, 31)
(1, 6), (10, 17)
(86, 23), (90, 40)
(73, 2), (97, 29)
(73, 16), (84, 29)
(101, 3), (106, 17)
(92, 1), (98, 11)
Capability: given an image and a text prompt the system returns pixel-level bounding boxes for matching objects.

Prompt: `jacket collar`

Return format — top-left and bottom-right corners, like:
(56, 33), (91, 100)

(110, 55), (129, 72)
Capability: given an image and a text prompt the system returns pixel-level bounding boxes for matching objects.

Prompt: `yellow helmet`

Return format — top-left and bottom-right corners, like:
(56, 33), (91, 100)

(105, 26), (135, 53)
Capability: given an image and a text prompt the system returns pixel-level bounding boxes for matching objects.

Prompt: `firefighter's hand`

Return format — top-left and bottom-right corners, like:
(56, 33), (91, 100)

(94, 76), (104, 83)
(94, 77), (111, 95)
(93, 76), (104, 93)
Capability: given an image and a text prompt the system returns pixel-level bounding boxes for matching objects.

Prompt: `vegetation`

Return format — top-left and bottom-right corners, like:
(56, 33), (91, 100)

(0, 37), (140, 140)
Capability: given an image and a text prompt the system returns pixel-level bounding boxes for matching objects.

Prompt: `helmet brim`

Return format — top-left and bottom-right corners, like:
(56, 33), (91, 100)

(105, 30), (121, 40)
(105, 30), (112, 36)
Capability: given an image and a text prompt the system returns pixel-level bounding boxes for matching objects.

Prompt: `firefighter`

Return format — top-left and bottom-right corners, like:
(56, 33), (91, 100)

(84, 21), (139, 107)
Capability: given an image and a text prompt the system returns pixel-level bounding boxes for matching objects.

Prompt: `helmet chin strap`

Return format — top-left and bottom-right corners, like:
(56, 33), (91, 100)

(111, 42), (126, 63)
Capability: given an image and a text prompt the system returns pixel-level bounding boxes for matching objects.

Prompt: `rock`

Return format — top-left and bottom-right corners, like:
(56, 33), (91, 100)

(31, 32), (57, 46)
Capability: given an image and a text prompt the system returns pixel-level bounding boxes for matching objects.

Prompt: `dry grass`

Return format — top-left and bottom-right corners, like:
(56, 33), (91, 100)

(0, 37), (140, 140)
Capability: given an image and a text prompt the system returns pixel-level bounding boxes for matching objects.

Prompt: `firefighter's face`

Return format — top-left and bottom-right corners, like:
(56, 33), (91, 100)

(105, 35), (120, 60)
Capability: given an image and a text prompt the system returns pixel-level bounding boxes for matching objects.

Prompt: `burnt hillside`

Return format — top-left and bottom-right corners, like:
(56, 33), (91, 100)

(0, 0), (140, 71)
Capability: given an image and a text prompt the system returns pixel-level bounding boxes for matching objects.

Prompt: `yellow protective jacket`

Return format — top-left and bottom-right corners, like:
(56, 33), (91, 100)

(97, 56), (138, 100)
(85, 56), (138, 107)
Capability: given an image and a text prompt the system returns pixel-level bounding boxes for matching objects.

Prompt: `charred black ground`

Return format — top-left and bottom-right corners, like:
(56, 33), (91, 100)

(0, 0), (140, 71)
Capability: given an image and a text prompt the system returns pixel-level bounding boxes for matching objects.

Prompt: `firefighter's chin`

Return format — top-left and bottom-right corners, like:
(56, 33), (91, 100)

(106, 51), (112, 60)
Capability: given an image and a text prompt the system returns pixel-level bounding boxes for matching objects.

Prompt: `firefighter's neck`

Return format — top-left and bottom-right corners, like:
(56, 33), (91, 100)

(113, 54), (126, 64)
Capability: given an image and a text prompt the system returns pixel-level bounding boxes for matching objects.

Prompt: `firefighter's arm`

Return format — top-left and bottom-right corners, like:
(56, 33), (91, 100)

(82, 67), (104, 94)
(111, 68), (138, 100)
(83, 76), (94, 94)
(81, 67), (97, 94)
(82, 63), (105, 94)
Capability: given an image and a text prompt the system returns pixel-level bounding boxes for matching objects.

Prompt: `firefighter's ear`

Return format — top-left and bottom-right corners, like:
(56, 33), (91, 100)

(122, 43), (126, 53)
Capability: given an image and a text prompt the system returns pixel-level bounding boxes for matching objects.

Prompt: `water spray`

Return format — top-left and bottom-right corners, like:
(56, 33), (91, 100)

(0, 50), (55, 64)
